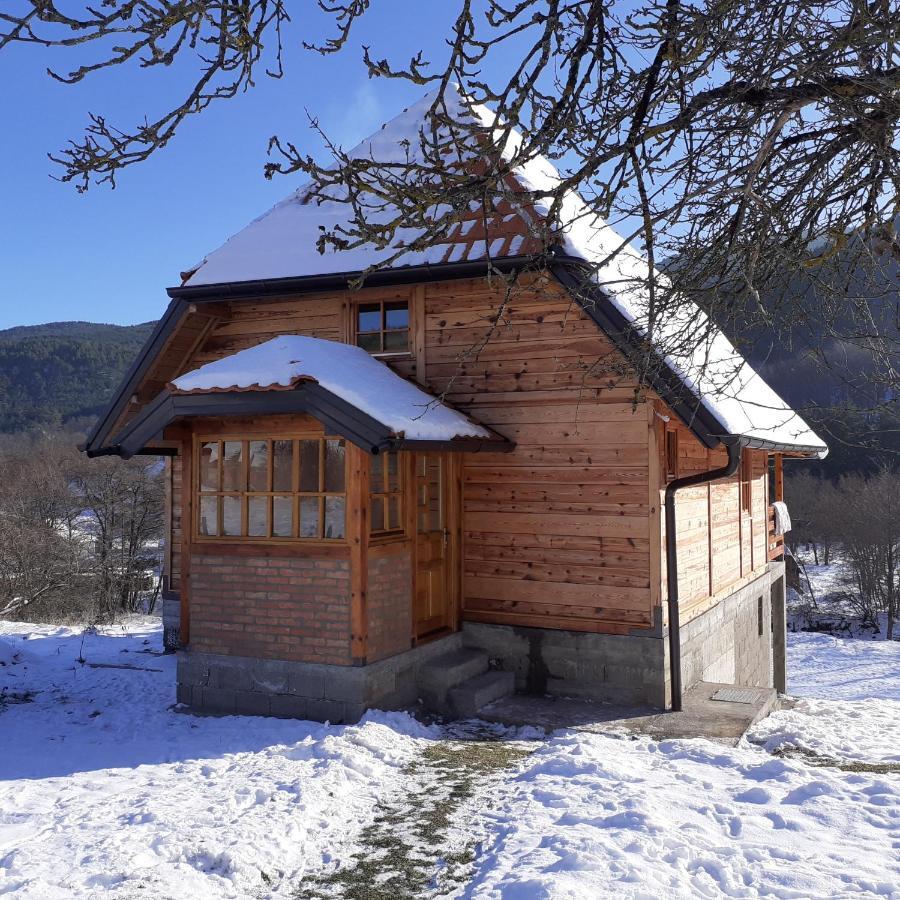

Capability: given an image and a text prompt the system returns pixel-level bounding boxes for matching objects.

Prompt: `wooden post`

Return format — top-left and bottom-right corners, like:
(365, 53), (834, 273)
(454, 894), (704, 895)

(774, 452), (784, 503)
(647, 405), (663, 619)
(179, 434), (192, 647)
(347, 444), (370, 664)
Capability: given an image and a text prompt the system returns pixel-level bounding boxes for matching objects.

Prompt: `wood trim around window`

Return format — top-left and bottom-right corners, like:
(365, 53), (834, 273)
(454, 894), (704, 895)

(349, 289), (416, 359)
(369, 450), (406, 539)
(664, 428), (679, 482)
(192, 434), (348, 543)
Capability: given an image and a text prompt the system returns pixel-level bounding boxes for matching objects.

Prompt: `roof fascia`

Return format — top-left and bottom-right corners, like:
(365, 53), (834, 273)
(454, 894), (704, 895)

(81, 298), (189, 454)
(166, 255), (539, 301)
(107, 384), (511, 458)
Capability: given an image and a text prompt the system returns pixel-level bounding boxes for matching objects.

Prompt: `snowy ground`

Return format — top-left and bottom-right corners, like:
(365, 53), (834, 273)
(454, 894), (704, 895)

(0, 615), (898, 899)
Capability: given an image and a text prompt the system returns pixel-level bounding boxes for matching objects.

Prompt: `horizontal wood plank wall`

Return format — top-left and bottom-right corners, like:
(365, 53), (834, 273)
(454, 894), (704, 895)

(658, 416), (770, 625)
(422, 276), (654, 634)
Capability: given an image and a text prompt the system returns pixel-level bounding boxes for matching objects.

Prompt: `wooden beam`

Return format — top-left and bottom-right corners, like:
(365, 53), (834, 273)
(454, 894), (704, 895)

(179, 434), (193, 647)
(347, 444), (370, 664)
(774, 452), (784, 503)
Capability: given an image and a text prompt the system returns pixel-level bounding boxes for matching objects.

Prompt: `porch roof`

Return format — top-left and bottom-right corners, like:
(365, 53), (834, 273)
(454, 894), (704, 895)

(111, 335), (509, 458)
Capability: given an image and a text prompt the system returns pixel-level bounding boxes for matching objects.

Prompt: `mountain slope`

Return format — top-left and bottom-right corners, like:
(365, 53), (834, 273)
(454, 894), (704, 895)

(0, 321), (156, 434)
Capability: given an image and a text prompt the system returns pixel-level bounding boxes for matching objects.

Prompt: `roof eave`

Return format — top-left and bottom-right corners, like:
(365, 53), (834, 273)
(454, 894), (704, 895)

(167, 254), (541, 301)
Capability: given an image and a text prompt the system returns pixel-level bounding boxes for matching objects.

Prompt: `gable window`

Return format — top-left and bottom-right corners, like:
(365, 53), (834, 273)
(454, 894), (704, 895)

(664, 429), (679, 481)
(196, 436), (346, 541)
(370, 451), (403, 535)
(356, 299), (409, 355)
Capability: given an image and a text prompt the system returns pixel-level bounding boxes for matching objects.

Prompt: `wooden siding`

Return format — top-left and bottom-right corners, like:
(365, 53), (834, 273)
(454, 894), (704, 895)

(150, 271), (775, 640)
(420, 276), (654, 634)
(657, 414), (770, 625)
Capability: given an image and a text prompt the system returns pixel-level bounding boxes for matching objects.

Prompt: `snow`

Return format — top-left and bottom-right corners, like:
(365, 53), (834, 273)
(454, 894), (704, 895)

(170, 335), (493, 442)
(0, 619), (437, 899)
(2, 615), (899, 898)
(183, 84), (826, 457)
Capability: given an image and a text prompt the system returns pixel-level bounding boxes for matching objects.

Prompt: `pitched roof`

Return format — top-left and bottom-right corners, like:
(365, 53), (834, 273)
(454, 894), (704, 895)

(179, 85), (826, 458)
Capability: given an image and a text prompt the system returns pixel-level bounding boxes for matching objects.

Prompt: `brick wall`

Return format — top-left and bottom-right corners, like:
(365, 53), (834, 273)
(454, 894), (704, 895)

(190, 552), (353, 665)
(367, 548), (413, 663)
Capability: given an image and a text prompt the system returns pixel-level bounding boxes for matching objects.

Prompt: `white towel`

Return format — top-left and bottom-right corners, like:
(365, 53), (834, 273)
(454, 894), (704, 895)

(772, 501), (791, 534)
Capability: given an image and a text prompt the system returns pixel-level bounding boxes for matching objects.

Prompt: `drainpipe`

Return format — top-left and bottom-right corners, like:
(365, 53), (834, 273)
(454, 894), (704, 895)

(665, 440), (744, 711)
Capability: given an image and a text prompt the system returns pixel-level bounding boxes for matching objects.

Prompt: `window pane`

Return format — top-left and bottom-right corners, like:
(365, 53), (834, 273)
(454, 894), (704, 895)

(299, 497), (320, 538)
(248, 496), (268, 536)
(357, 303), (381, 333)
(383, 329), (409, 352)
(388, 495), (401, 530)
(222, 496), (242, 536)
(371, 456), (385, 494)
(273, 440), (293, 492)
(200, 442), (219, 491)
(357, 332), (381, 353)
(248, 440), (269, 492)
(371, 496), (385, 533)
(384, 301), (409, 330)
(199, 496), (218, 535)
(299, 440), (320, 492)
(222, 441), (243, 491)
(273, 496), (293, 537)
(324, 496), (345, 540)
(387, 452), (400, 491)
(325, 440), (345, 492)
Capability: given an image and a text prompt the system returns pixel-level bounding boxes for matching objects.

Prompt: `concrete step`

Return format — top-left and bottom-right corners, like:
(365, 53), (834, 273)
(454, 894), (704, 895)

(448, 670), (516, 718)
(417, 648), (490, 711)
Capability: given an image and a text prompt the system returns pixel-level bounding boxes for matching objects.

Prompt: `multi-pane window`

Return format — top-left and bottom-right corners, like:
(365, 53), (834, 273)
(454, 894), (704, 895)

(370, 451), (403, 535)
(356, 300), (409, 355)
(196, 437), (346, 540)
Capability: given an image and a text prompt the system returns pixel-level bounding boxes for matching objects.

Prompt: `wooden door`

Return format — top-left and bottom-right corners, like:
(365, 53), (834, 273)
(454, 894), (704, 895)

(414, 453), (454, 640)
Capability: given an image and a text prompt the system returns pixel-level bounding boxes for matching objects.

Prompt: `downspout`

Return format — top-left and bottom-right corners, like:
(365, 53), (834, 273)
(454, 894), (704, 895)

(665, 440), (744, 711)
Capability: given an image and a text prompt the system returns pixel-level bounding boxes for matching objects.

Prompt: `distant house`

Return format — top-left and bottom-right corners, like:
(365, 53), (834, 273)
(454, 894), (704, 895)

(84, 87), (826, 721)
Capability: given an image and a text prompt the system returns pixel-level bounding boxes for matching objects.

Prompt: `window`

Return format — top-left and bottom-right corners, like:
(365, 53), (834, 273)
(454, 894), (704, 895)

(196, 437), (346, 541)
(370, 451), (403, 535)
(664, 429), (678, 481)
(741, 449), (753, 513)
(355, 299), (409, 355)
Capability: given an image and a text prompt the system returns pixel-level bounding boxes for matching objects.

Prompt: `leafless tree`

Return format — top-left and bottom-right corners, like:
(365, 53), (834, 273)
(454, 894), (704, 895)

(0, 436), (164, 625)
(2, 1), (898, 424)
(835, 469), (899, 638)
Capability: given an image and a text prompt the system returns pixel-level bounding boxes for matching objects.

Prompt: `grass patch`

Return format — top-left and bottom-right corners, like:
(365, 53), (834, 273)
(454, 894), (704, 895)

(296, 735), (533, 899)
(775, 747), (900, 775)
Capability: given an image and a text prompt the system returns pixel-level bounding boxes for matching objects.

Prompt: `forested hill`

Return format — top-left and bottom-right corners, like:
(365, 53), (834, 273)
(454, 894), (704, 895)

(0, 321), (155, 434)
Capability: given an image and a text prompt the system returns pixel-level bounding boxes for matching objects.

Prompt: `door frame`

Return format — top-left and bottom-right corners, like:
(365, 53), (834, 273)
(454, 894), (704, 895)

(410, 451), (462, 645)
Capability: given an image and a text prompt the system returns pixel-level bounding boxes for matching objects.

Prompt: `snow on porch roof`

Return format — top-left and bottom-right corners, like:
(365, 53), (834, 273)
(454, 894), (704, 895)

(170, 335), (495, 444)
(178, 85), (826, 459)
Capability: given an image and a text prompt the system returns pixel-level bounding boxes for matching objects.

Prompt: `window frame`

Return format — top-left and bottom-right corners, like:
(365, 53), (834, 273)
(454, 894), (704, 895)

(352, 297), (412, 358)
(369, 450), (405, 539)
(193, 433), (348, 543)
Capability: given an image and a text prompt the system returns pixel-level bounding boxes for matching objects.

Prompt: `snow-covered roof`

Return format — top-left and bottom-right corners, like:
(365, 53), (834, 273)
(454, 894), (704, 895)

(171, 335), (494, 443)
(181, 86), (826, 458)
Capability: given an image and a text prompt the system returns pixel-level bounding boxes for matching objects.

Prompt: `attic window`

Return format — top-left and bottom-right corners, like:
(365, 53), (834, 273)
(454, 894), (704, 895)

(664, 430), (678, 481)
(356, 300), (409, 355)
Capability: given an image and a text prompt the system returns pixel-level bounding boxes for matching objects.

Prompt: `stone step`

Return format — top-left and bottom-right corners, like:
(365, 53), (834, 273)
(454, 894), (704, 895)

(448, 670), (516, 718)
(418, 647), (489, 692)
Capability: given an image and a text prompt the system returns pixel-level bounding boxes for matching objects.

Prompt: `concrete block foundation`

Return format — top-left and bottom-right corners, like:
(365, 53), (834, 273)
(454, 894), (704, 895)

(667, 562), (786, 704)
(177, 632), (465, 723)
(461, 619), (668, 709)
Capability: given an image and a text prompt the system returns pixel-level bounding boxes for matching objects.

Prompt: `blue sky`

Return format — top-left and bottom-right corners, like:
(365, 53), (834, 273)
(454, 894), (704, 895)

(0, 4), (494, 330)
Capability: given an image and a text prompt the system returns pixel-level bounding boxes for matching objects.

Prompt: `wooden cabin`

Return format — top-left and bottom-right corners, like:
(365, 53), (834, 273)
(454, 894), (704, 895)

(84, 88), (825, 720)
